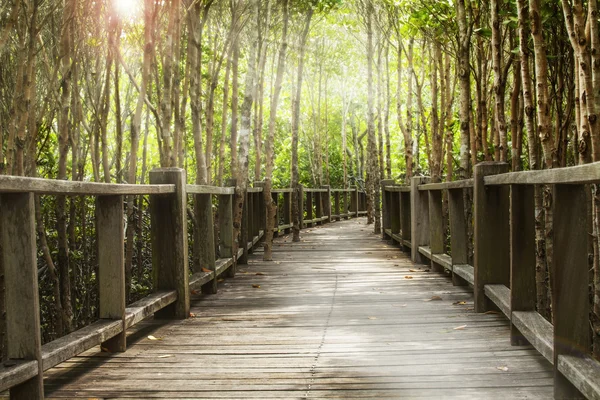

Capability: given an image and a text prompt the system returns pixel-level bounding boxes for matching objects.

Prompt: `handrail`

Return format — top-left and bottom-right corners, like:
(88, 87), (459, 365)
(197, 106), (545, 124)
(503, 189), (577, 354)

(187, 184), (235, 195)
(380, 162), (600, 400)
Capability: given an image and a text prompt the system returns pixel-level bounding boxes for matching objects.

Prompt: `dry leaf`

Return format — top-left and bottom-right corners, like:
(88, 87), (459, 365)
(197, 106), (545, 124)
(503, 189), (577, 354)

(256, 272), (265, 276)
(409, 269), (416, 272)
(100, 346), (111, 353)
(201, 267), (212, 273)
(191, 289), (200, 295)
(453, 301), (467, 305)
(217, 278), (224, 283)
(368, 316), (377, 320)
(147, 335), (162, 341)
(157, 355), (173, 359)
(252, 284), (261, 288)
(189, 312), (197, 318)
(484, 310), (500, 315)
(426, 296), (443, 301)
(496, 366), (509, 372)
(424, 269), (431, 272)
(453, 325), (467, 330)
(404, 276), (413, 279)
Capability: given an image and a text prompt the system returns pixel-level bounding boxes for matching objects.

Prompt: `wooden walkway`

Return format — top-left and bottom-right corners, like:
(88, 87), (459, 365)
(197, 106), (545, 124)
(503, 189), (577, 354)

(44, 218), (553, 399)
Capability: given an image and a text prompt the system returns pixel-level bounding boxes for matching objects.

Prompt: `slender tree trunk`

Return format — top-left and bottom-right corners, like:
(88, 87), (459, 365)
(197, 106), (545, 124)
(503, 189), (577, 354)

(218, 56), (232, 186)
(491, 0), (508, 162)
(365, 0), (378, 230)
(384, 45), (392, 179)
(230, 36), (240, 177)
(456, 0), (471, 178)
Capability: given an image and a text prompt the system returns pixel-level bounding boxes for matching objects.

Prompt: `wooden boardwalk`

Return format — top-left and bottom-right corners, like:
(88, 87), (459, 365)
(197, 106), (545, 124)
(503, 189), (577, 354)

(44, 218), (553, 399)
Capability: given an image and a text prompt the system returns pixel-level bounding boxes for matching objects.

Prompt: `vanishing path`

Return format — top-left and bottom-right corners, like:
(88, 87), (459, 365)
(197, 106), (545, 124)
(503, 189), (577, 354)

(44, 218), (552, 399)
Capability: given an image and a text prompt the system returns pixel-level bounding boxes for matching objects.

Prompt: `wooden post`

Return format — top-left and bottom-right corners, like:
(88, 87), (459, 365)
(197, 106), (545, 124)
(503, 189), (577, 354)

(239, 190), (249, 264)
(315, 191), (323, 225)
(400, 191), (411, 252)
(343, 190), (349, 219)
(272, 192), (280, 237)
(448, 188), (469, 286)
(351, 186), (358, 217)
(220, 179), (235, 278)
(334, 191), (340, 221)
(510, 184), (536, 345)
(195, 192), (216, 294)
(150, 168), (190, 319)
(97, 195), (126, 352)
(381, 179), (394, 239)
(247, 191), (255, 253)
(253, 192), (261, 238)
(410, 176), (430, 263)
(254, 182), (266, 240)
(306, 191), (314, 227)
(283, 191), (292, 233)
(473, 162), (510, 313)
(390, 191), (400, 242)
(0, 193), (44, 399)
(322, 185), (331, 224)
(428, 189), (444, 271)
(553, 184), (590, 399)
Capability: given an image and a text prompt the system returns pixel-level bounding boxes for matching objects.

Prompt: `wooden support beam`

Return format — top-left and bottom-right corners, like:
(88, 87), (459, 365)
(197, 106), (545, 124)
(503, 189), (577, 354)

(298, 185), (305, 229)
(306, 191), (314, 227)
(283, 192), (292, 233)
(411, 176), (430, 263)
(381, 179), (394, 239)
(0, 192), (44, 399)
(315, 191), (323, 225)
(150, 168), (190, 319)
(322, 185), (331, 224)
(334, 191), (341, 221)
(509, 184), (536, 345)
(473, 162), (510, 313)
(219, 183), (235, 278)
(400, 191), (411, 252)
(448, 188), (468, 286)
(428, 189), (444, 272)
(194, 193), (216, 294)
(96, 195), (126, 352)
(239, 190), (249, 264)
(553, 184), (590, 399)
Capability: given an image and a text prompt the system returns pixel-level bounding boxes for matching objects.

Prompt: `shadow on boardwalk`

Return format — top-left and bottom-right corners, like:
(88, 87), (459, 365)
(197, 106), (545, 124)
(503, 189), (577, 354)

(44, 218), (552, 399)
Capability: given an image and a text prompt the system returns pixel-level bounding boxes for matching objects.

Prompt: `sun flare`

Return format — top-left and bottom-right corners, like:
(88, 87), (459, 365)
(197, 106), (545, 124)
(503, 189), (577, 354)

(113, 0), (141, 20)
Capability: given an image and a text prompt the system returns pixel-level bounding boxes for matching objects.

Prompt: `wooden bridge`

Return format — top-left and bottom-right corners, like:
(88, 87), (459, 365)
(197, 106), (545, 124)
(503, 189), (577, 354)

(1, 162), (600, 399)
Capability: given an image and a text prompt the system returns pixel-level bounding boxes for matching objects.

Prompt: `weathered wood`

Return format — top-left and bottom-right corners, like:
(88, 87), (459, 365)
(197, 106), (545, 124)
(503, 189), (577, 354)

(511, 311), (554, 364)
(418, 179), (474, 191)
(96, 195), (126, 352)
(381, 180), (394, 239)
(271, 188), (293, 193)
(410, 176), (430, 263)
(194, 193), (217, 294)
(350, 186), (358, 217)
(254, 182), (266, 239)
(448, 188), (468, 286)
(484, 161), (600, 185)
(219, 188), (234, 278)
(316, 192), (323, 226)
(246, 187), (263, 193)
(306, 191), (314, 228)
(427, 190), (444, 272)
(552, 184), (590, 399)
(399, 192), (411, 252)
(510, 184), (536, 346)
(187, 185), (235, 195)
(474, 162), (510, 313)
(418, 246), (432, 260)
(453, 264), (474, 286)
(41, 320), (123, 371)
(334, 192), (341, 221)
(557, 355), (600, 400)
(384, 185), (411, 192)
(272, 192), (280, 237)
(0, 174), (175, 196)
(390, 192), (400, 240)
(342, 190), (349, 219)
(214, 257), (235, 276)
(125, 291), (178, 328)
(322, 185), (332, 224)
(283, 192), (292, 233)
(0, 192), (44, 398)
(298, 184), (305, 229)
(483, 284), (511, 318)
(0, 361), (38, 393)
(431, 253), (452, 271)
(150, 168), (190, 319)
(246, 192), (255, 253)
(239, 190), (249, 265)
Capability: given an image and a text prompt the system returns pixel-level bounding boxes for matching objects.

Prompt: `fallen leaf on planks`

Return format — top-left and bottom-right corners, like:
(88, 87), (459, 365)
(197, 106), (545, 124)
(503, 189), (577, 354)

(100, 346), (111, 353)
(424, 269), (431, 272)
(485, 310), (500, 315)
(256, 272), (266, 276)
(191, 289), (200, 295)
(252, 284), (261, 288)
(217, 278), (225, 283)
(147, 335), (162, 341)
(189, 313), (197, 318)
(453, 325), (467, 330)
(409, 269), (417, 272)
(426, 296), (443, 301)
(157, 355), (173, 359)
(368, 316), (377, 320)
(496, 366), (509, 372)
(453, 301), (467, 305)
(404, 276), (413, 279)
(201, 267), (212, 273)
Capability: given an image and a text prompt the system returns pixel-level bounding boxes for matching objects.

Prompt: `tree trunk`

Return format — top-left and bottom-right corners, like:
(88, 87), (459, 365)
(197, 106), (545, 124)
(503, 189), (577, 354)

(456, 0), (472, 178)
(491, 0), (508, 162)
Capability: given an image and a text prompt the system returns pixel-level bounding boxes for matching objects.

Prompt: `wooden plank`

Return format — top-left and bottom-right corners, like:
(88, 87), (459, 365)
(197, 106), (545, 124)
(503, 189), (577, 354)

(411, 177), (430, 263)
(304, 188), (328, 193)
(381, 179), (395, 238)
(246, 187), (263, 193)
(41, 320), (123, 371)
(399, 192), (411, 250)
(453, 264), (474, 285)
(484, 161), (600, 185)
(0, 361), (38, 393)
(510, 185), (537, 346)
(283, 192), (292, 233)
(418, 179), (474, 191)
(552, 184), (591, 399)
(474, 162), (510, 313)
(125, 291), (178, 328)
(150, 168), (190, 319)
(512, 311), (554, 364)
(431, 253), (452, 270)
(187, 185), (235, 195)
(418, 246), (432, 260)
(0, 192), (43, 398)
(0, 174), (175, 196)
(558, 355), (600, 400)
(271, 188), (293, 193)
(215, 258), (234, 276)
(96, 195), (126, 352)
(484, 284), (511, 318)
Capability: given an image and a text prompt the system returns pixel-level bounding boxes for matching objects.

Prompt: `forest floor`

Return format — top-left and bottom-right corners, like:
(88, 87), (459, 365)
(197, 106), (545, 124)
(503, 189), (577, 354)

(43, 218), (553, 399)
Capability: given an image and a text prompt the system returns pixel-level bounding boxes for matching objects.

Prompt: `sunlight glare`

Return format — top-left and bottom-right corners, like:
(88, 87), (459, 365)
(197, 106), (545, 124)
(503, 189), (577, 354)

(113, 0), (141, 20)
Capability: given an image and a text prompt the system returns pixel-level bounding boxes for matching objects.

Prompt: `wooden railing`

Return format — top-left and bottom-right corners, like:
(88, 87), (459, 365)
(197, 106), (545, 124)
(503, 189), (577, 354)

(382, 161), (600, 400)
(0, 169), (365, 398)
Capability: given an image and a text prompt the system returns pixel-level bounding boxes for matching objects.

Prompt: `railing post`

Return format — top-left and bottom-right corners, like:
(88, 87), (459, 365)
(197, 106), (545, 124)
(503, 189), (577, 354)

(97, 195), (126, 352)
(509, 184), (536, 345)
(390, 191), (401, 243)
(334, 191), (340, 221)
(195, 191), (216, 294)
(306, 190), (314, 227)
(351, 186), (358, 217)
(283, 191), (291, 233)
(0, 192), (44, 399)
(221, 179), (235, 278)
(298, 184), (305, 229)
(150, 168), (190, 319)
(400, 190), (411, 251)
(343, 190), (349, 219)
(448, 188), (469, 286)
(315, 190), (323, 225)
(322, 185), (331, 224)
(428, 189), (444, 271)
(473, 162), (509, 313)
(553, 184), (590, 399)
(246, 191), (255, 254)
(410, 176), (430, 263)
(254, 182), (266, 240)
(272, 192), (280, 237)
(239, 189), (249, 264)
(381, 179), (394, 239)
